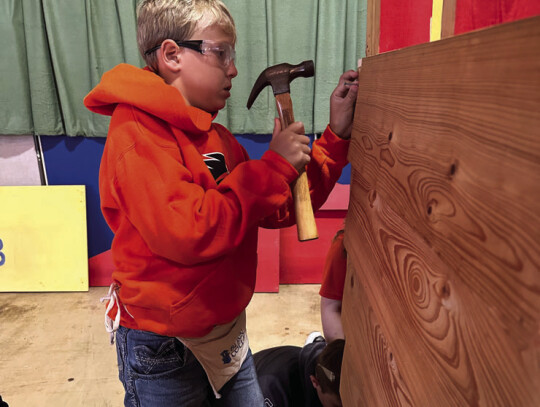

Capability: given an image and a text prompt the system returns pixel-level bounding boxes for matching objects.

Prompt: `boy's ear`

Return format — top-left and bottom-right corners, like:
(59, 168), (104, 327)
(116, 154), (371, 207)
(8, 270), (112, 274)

(159, 39), (182, 73)
(310, 374), (320, 390)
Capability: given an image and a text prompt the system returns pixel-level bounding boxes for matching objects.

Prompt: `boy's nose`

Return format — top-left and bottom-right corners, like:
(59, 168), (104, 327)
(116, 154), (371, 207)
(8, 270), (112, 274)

(227, 61), (238, 78)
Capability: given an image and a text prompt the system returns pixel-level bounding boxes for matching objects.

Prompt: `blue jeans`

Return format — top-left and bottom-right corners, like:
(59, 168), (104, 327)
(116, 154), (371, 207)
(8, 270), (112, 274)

(115, 325), (264, 406)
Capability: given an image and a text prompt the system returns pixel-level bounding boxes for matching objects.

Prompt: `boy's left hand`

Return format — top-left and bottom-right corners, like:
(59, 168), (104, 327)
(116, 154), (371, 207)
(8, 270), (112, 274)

(329, 69), (359, 140)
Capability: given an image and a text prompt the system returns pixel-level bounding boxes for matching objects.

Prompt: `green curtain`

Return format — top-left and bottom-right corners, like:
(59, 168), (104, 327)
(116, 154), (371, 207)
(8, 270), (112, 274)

(0, 0), (366, 137)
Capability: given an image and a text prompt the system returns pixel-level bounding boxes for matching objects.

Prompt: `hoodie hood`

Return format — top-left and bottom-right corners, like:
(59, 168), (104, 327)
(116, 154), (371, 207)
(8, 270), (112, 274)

(84, 63), (213, 134)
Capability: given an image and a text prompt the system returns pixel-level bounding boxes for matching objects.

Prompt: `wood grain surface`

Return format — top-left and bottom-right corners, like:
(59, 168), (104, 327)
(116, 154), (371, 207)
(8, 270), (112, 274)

(342, 16), (540, 407)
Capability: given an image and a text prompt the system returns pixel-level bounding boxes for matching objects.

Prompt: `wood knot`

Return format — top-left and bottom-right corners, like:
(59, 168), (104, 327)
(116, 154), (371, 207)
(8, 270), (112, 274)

(441, 283), (451, 299)
(368, 190), (377, 207)
(436, 280), (452, 299)
(449, 161), (458, 177)
(380, 148), (395, 167)
(362, 136), (373, 150)
(388, 351), (398, 371)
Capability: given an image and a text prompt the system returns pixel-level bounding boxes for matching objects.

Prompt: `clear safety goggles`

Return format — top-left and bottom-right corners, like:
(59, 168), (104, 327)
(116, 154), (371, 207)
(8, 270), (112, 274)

(144, 39), (236, 67)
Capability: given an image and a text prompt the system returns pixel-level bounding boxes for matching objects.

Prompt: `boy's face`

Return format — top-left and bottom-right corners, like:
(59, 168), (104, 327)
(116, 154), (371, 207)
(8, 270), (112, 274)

(317, 388), (342, 407)
(311, 375), (342, 407)
(174, 24), (237, 113)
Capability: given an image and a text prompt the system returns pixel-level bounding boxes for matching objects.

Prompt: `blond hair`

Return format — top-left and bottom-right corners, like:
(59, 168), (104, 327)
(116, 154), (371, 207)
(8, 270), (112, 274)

(137, 0), (236, 71)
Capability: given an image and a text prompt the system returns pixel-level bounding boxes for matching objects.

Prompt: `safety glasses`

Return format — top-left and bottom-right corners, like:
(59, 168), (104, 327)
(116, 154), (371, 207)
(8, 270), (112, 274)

(144, 40), (236, 67)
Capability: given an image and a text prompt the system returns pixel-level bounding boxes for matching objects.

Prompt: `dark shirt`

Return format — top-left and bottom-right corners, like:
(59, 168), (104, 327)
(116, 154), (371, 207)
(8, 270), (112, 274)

(254, 341), (326, 407)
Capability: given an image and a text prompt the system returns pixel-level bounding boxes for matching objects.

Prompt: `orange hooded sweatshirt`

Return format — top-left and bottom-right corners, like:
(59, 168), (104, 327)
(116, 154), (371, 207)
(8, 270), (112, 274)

(84, 64), (349, 338)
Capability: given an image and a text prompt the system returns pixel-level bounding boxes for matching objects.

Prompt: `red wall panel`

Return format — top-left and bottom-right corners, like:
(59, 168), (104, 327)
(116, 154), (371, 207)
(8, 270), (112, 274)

(379, 0), (433, 52)
(279, 211), (346, 284)
(455, 0), (540, 34)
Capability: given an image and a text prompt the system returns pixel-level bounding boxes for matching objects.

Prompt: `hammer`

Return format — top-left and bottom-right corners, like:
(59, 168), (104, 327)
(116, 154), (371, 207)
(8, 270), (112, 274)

(247, 60), (318, 241)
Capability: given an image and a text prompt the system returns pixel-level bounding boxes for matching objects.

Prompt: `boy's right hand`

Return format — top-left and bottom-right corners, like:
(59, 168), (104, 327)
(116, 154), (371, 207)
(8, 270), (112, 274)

(269, 118), (311, 172)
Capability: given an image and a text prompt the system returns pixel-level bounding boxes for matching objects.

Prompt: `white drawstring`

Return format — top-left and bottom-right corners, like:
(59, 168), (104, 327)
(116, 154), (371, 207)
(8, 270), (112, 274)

(100, 283), (124, 345)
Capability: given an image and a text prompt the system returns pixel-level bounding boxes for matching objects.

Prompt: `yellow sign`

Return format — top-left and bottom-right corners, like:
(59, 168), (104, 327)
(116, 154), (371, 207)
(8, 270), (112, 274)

(0, 186), (88, 291)
(431, 0), (444, 41)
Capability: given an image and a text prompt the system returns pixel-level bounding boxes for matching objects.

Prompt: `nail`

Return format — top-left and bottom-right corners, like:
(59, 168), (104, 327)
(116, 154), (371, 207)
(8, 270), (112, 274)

(344, 81), (358, 86)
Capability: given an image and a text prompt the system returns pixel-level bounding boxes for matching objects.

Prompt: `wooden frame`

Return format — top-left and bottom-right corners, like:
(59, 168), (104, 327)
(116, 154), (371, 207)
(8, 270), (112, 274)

(441, 0), (457, 38)
(366, 0), (381, 56)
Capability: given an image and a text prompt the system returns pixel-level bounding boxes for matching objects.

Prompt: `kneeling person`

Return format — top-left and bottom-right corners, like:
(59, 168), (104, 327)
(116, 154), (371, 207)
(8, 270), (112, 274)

(254, 338), (344, 407)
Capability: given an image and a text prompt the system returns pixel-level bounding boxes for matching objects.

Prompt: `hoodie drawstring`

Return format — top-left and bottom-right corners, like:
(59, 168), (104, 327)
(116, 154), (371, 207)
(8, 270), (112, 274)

(100, 283), (133, 345)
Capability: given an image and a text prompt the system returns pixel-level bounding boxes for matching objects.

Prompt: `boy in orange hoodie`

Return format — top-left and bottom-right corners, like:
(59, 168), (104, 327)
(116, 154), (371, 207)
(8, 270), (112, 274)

(84, 0), (358, 405)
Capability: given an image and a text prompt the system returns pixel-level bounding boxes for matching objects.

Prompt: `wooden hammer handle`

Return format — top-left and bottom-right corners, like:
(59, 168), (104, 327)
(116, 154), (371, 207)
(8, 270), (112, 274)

(275, 93), (318, 241)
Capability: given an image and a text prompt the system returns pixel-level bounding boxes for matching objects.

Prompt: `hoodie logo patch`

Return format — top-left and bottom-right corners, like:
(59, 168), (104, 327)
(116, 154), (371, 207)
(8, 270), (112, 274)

(202, 152), (229, 185)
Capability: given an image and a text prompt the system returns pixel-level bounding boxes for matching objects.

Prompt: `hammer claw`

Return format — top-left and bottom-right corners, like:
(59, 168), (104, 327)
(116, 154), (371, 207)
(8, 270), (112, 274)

(246, 60), (315, 109)
(246, 72), (270, 109)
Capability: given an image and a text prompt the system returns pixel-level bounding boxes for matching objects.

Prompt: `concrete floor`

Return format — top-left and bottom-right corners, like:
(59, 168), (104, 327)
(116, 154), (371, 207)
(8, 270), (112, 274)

(0, 285), (322, 406)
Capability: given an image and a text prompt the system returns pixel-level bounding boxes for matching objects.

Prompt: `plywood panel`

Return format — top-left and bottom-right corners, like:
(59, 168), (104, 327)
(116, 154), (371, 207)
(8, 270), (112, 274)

(342, 258), (414, 407)
(342, 16), (540, 406)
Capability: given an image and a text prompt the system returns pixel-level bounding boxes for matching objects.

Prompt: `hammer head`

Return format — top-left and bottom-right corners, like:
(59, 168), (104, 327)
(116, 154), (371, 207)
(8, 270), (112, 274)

(246, 60), (315, 109)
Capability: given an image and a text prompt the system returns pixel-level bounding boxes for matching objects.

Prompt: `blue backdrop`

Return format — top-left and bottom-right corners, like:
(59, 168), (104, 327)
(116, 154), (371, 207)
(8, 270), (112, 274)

(41, 134), (350, 258)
